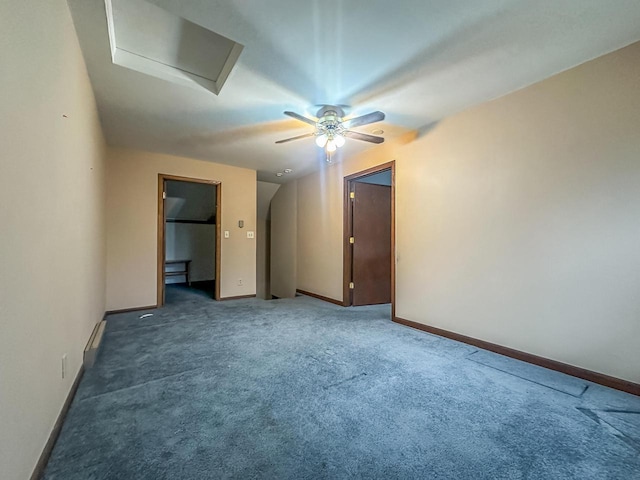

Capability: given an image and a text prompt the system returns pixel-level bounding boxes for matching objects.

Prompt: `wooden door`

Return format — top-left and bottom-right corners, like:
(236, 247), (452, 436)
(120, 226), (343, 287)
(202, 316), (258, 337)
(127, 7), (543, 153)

(351, 182), (392, 306)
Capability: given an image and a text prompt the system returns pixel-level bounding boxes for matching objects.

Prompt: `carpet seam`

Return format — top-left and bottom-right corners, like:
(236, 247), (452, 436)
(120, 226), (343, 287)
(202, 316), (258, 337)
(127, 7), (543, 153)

(78, 365), (207, 403)
(466, 356), (587, 398)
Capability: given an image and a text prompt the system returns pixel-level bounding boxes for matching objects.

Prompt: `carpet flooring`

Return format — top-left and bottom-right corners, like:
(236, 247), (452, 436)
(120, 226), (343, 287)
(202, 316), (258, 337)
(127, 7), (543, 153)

(44, 286), (640, 479)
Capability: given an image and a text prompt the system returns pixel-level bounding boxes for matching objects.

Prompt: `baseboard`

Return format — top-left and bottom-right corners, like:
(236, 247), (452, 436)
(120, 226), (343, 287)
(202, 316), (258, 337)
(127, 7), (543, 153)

(393, 316), (640, 397)
(105, 305), (157, 315)
(296, 289), (344, 307)
(220, 294), (256, 301)
(30, 365), (84, 480)
(83, 320), (106, 369)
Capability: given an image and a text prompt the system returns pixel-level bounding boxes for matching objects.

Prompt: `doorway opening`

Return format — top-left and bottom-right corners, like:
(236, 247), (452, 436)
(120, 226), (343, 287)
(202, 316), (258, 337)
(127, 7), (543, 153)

(343, 161), (395, 318)
(157, 174), (221, 306)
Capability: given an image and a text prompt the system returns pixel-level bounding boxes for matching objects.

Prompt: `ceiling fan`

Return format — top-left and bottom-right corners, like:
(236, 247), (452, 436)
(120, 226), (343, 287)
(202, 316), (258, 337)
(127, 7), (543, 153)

(276, 105), (385, 153)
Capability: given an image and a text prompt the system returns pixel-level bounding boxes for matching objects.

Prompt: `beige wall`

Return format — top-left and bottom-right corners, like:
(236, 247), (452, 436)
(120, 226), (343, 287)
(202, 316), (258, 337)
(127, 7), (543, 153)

(270, 180), (297, 298)
(0, 1), (107, 479)
(294, 42), (640, 383)
(106, 148), (256, 309)
(257, 181), (281, 299)
(256, 218), (270, 299)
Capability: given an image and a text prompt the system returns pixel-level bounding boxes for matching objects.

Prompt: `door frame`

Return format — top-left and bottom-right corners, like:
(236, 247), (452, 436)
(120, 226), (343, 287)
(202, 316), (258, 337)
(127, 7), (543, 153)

(343, 161), (396, 317)
(157, 174), (222, 306)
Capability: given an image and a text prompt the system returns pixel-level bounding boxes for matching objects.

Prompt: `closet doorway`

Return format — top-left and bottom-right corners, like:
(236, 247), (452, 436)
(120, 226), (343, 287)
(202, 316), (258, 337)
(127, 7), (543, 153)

(343, 161), (395, 317)
(157, 174), (221, 305)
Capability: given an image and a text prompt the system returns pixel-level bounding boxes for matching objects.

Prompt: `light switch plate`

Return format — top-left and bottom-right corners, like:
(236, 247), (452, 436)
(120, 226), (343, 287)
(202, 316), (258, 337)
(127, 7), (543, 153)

(247, 231), (254, 239)
(224, 231), (230, 238)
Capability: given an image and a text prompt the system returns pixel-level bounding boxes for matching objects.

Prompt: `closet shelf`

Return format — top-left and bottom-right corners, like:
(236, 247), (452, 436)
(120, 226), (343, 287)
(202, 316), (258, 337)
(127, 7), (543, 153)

(166, 218), (215, 225)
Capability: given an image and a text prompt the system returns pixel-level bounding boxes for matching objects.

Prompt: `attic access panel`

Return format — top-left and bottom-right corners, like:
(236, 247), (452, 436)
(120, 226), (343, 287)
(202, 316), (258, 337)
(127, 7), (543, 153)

(105, 0), (243, 95)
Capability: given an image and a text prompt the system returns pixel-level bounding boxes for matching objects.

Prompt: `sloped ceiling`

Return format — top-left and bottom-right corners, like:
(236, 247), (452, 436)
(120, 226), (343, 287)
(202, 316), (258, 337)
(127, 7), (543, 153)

(165, 180), (216, 221)
(67, 0), (640, 182)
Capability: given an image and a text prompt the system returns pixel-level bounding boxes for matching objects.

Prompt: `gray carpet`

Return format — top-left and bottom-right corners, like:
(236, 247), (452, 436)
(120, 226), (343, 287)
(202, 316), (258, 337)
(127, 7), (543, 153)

(44, 286), (640, 479)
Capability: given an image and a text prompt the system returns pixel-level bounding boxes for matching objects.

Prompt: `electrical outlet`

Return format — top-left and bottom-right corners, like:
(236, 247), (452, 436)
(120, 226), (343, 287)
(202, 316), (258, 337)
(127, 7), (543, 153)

(61, 354), (68, 379)
(237, 279), (243, 286)
(247, 231), (254, 239)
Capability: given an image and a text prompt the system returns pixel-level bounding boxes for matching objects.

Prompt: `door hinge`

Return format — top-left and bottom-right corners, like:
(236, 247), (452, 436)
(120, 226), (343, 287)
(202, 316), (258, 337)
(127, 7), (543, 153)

(349, 236), (355, 244)
(350, 191), (355, 199)
(162, 191), (166, 200)
(349, 282), (354, 289)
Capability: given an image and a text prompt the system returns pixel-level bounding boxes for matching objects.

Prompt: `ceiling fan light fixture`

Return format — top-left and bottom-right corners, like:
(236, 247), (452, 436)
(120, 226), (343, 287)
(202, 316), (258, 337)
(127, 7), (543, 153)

(315, 133), (328, 147)
(326, 140), (337, 153)
(333, 134), (345, 148)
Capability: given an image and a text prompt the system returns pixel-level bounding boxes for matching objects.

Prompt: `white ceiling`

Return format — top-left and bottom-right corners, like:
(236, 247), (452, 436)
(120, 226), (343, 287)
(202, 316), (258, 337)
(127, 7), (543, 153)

(67, 0), (640, 183)
(108, 0), (243, 94)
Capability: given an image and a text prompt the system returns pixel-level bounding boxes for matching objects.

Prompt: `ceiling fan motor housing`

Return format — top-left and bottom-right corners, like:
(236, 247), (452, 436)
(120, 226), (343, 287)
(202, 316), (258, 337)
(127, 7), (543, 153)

(316, 105), (346, 118)
(316, 106), (346, 138)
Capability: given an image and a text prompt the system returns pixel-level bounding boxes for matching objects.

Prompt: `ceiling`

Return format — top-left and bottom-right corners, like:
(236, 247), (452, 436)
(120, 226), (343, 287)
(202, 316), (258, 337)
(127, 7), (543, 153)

(165, 180), (216, 221)
(67, 0), (640, 183)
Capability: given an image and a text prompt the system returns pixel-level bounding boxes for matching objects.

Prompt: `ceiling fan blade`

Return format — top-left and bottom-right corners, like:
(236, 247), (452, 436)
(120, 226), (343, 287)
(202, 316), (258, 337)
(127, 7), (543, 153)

(344, 130), (385, 144)
(275, 132), (315, 144)
(284, 111), (317, 126)
(343, 111), (385, 128)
